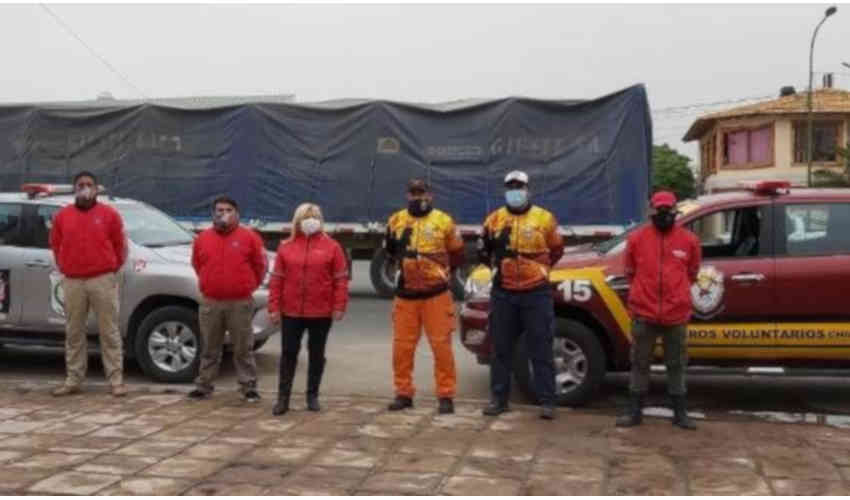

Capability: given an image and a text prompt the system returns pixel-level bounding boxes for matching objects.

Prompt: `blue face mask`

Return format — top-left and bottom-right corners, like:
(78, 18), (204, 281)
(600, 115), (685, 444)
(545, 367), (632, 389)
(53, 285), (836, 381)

(505, 189), (528, 208)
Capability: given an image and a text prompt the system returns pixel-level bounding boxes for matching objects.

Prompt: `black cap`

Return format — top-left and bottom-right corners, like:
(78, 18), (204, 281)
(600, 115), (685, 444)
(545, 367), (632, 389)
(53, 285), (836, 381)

(407, 178), (430, 194)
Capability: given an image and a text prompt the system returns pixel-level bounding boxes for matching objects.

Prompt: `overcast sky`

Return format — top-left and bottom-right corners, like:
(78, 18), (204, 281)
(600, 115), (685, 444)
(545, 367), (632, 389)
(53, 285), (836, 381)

(2, 3), (848, 160)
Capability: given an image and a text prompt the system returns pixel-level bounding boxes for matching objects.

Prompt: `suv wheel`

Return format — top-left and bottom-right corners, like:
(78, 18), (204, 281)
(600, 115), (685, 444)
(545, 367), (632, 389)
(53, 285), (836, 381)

(134, 306), (201, 383)
(514, 318), (607, 407)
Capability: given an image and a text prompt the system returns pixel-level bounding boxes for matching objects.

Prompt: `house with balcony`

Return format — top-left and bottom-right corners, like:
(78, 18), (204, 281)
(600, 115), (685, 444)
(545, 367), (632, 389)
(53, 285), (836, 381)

(683, 85), (850, 192)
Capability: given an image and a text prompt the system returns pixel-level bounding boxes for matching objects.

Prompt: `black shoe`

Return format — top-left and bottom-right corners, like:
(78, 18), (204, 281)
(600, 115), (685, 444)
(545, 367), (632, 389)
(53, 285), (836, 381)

(438, 398), (454, 415)
(272, 399), (289, 416)
(615, 392), (644, 428)
(540, 405), (555, 420)
(243, 390), (261, 403)
(306, 394), (321, 412)
(187, 389), (210, 400)
(671, 395), (697, 430)
(387, 396), (413, 411)
(482, 400), (508, 417)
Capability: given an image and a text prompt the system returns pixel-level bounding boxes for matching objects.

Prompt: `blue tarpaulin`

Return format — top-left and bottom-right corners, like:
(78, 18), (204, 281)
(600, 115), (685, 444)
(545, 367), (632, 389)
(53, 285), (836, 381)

(0, 85), (652, 226)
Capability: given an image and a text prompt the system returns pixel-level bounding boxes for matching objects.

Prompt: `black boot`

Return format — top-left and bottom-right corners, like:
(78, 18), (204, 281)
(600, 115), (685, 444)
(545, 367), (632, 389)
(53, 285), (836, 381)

(388, 396), (413, 411)
(306, 357), (325, 412)
(616, 392), (644, 427)
(273, 356), (296, 417)
(438, 398), (454, 415)
(272, 397), (290, 416)
(482, 398), (509, 417)
(671, 394), (696, 430)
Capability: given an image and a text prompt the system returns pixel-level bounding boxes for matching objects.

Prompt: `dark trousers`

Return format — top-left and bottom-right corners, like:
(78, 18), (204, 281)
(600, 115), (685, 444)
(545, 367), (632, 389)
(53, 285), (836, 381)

(628, 320), (688, 396)
(278, 316), (332, 397)
(488, 285), (556, 406)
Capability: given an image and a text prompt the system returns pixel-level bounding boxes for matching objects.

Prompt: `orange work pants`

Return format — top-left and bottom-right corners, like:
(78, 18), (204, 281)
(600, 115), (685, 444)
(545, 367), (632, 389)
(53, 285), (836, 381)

(392, 291), (457, 399)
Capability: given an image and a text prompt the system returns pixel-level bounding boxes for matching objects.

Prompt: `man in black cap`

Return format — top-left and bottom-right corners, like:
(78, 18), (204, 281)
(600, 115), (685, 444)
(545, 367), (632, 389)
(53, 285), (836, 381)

(384, 179), (465, 414)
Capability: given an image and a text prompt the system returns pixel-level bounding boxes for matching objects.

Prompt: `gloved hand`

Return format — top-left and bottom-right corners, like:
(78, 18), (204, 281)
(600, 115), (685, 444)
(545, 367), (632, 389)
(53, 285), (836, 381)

(492, 227), (513, 261)
(384, 227), (414, 260)
(397, 227), (415, 258)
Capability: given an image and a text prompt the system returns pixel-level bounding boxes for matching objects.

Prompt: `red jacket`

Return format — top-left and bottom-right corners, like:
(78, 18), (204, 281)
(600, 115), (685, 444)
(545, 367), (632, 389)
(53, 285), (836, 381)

(192, 226), (267, 300)
(625, 224), (701, 326)
(50, 202), (127, 279)
(268, 233), (349, 318)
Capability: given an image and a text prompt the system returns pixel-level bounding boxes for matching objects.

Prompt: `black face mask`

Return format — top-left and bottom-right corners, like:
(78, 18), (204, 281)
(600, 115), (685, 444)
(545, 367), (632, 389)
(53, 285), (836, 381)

(651, 211), (676, 232)
(408, 199), (432, 217)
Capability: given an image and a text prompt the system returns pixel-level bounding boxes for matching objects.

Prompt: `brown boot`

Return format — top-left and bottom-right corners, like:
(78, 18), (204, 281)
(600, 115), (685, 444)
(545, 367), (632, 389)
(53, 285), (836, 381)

(111, 384), (128, 398)
(52, 385), (82, 397)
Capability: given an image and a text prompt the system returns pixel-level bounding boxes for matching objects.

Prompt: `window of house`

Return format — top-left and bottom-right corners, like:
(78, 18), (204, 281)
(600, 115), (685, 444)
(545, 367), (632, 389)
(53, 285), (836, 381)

(722, 126), (772, 167)
(793, 121), (841, 163)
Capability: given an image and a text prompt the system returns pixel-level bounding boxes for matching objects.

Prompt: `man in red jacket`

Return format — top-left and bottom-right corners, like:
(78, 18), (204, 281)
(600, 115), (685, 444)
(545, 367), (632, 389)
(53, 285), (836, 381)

(50, 171), (128, 397)
(189, 196), (267, 402)
(616, 190), (701, 430)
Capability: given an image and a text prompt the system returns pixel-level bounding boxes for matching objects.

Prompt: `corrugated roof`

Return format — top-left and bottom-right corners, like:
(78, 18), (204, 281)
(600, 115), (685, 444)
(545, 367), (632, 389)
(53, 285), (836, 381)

(683, 88), (850, 141)
(1, 94), (296, 109)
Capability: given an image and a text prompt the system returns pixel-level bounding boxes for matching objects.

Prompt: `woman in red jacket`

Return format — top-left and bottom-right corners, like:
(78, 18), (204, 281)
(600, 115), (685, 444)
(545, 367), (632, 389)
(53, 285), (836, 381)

(268, 203), (349, 415)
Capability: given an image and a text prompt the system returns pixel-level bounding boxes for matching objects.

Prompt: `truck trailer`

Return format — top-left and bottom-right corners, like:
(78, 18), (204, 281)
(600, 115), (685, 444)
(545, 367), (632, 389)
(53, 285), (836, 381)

(0, 85), (653, 297)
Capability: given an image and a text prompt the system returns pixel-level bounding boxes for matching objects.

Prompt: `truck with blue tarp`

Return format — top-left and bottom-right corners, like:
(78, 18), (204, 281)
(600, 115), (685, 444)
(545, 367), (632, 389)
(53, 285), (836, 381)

(0, 84), (653, 297)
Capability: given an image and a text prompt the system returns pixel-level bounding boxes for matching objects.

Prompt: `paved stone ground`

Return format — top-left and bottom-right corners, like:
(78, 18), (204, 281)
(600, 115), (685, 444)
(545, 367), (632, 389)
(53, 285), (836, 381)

(1, 382), (850, 495)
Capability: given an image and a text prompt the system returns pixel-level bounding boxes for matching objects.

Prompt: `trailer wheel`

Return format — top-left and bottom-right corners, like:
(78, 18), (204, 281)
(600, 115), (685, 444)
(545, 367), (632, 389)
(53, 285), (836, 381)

(370, 248), (398, 299)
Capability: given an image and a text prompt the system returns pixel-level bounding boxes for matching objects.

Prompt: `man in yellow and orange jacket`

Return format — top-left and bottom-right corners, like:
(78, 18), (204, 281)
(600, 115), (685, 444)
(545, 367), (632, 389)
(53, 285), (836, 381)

(478, 170), (564, 420)
(384, 178), (465, 414)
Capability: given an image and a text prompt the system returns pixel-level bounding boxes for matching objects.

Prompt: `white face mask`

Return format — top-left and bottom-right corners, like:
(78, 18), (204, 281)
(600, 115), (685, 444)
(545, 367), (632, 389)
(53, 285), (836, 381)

(213, 212), (235, 231)
(301, 217), (321, 235)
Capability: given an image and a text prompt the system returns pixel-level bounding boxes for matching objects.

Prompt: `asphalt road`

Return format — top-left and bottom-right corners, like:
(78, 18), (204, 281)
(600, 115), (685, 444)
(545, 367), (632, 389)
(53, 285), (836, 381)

(0, 262), (490, 405)
(2, 262), (850, 417)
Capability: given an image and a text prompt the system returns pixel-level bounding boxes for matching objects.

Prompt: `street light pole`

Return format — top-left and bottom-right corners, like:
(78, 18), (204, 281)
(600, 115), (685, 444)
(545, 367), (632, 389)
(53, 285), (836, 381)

(808, 5), (838, 187)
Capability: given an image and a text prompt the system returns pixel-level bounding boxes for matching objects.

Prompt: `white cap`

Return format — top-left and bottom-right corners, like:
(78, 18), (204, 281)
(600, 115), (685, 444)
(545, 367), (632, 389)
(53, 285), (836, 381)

(504, 170), (529, 185)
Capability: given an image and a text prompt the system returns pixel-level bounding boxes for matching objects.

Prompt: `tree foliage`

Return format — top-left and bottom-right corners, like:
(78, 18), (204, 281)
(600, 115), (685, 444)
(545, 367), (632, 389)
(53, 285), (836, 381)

(812, 141), (850, 187)
(652, 144), (696, 200)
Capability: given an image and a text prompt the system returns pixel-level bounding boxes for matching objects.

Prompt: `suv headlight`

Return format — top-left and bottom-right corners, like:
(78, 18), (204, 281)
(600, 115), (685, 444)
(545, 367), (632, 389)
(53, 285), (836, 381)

(464, 266), (493, 300)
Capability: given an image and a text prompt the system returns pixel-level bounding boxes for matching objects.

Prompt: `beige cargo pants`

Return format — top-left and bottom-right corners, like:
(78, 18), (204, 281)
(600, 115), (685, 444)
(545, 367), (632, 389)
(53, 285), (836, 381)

(194, 298), (257, 394)
(62, 272), (123, 388)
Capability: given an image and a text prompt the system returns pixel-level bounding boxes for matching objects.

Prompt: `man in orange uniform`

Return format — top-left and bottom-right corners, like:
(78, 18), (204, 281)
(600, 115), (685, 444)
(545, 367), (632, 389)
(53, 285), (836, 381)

(479, 171), (564, 419)
(385, 179), (465, 414)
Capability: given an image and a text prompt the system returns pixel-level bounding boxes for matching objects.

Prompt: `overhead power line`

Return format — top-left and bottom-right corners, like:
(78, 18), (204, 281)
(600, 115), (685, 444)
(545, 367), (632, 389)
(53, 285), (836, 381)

(39, 4), (147, 98)
(652, 82), (810, 120)
(652, 94), (774, 115)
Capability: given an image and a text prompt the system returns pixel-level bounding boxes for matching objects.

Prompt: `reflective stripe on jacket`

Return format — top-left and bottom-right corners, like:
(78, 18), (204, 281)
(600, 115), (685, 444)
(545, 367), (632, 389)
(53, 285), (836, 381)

(480, 205), (564, 291)
(385, 208), (465, 299)
(268, 233), (349, 318)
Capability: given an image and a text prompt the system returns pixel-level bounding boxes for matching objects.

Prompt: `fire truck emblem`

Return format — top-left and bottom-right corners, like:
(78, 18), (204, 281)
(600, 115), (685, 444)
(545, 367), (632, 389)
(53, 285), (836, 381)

(49, 270), (66, 317)
(691, 265), (724, 319)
